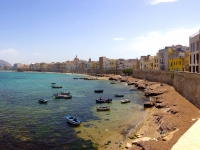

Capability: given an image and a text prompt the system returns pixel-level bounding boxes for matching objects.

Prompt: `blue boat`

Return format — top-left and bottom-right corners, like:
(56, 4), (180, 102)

(66, 116), (81, 125)
(96, 98), (112, 103)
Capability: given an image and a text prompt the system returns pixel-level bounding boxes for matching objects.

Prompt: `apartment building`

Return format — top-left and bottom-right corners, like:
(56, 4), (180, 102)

(168, 45), (189, 71)
(158, 47), (169, 70)
(152, 53), (159, 70)
(189, 30), (200, 73)
(140, 55), (154, 70)
(99, 56), (107, 70)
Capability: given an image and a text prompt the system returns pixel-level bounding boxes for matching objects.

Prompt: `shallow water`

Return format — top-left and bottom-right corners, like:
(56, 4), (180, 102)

(0, 71), (147, 149)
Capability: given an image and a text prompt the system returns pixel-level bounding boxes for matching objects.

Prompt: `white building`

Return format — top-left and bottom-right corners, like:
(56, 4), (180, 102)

(189, 30), (200, 73)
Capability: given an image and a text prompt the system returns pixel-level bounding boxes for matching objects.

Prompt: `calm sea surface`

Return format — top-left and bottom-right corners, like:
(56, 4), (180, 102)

(0, 71), (148, 150)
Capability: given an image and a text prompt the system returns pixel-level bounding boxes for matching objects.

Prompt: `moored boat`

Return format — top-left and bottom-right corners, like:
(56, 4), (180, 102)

(54, 94), (72, 99)
(39, 99), (48, 104)
(96, 106), (110, 111)
(121, 99), (130, 103)
(66, 116), (81, 125)
(96, 98), (112, 103)
(52, 85), (62, 88)
(94, 90), (103, 93)
(115, 94), (124, 97)
(53, 91), (70, 96)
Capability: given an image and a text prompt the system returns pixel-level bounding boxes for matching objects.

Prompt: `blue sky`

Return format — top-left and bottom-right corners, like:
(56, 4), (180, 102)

(0, 0), (200, 65)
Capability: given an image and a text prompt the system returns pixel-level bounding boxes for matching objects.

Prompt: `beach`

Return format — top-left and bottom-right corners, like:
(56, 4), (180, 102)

(93, 74), (200, 150)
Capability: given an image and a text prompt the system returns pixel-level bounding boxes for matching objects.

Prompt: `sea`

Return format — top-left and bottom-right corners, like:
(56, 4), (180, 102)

(0, 71), (148, 150)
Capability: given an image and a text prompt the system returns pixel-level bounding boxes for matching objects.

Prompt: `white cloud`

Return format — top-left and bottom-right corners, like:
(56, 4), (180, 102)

(123, 26), (199, 57)
(0, 48), (19, 55)
(146, 0), (179, 5)
(0, 48), (21, 65)
(112, 38), (124, 41)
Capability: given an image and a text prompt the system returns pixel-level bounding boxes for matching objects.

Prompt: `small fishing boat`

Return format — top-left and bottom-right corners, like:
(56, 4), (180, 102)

(115, 94), (124, 97)
(94, 90), (103, 93)
(51, 83), (56, 84)
(66, 116), (81, 125)
(52, 85), (62, 88)
(96, 106), (110, 111)
(53, 91), (70, 96)
(73, 78), (78, 79)
(96, 98), (112, 103)
(121, 99), (130, 103)
(39, 99), (48, 104)
(54, 94), (72, 99)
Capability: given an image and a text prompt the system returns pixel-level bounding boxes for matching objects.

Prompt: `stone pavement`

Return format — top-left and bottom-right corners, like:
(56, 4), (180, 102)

(171, 119), (200, 150)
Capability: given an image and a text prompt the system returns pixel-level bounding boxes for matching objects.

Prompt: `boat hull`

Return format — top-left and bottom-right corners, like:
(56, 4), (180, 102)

(66, 116), (81, 125)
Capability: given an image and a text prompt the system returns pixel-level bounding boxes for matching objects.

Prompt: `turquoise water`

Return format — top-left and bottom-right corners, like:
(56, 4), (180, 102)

(0, 71), (147, 149)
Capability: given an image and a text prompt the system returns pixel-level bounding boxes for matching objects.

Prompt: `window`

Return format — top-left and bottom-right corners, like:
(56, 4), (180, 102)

(197, 41), (199, 51)
(194, 54), (195, 64)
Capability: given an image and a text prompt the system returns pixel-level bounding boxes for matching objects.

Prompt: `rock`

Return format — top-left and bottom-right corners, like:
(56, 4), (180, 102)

(155, 103), (166, 108)
(125, 143), (132, 148)
(132, 137), (151, 144)
(144, 102), (154, 108)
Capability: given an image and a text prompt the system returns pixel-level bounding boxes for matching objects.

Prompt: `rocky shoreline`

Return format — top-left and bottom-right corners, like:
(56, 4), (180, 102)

(93, 74), (200, 150)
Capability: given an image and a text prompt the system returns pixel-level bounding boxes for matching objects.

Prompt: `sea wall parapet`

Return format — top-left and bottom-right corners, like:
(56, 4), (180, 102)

(132, 70), (200, 108)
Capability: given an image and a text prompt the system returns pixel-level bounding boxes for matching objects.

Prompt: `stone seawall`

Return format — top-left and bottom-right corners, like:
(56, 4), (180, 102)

(132, 70), (200, 109)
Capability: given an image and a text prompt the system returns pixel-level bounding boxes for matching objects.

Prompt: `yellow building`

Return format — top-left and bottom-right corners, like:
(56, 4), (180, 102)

(92, 61), (97, 69)
(110, 59), (116, 69)
(168, 46), (189, 71)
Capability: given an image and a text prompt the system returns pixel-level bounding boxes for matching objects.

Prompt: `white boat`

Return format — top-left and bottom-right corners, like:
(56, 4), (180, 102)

(121, 99), (130, 103)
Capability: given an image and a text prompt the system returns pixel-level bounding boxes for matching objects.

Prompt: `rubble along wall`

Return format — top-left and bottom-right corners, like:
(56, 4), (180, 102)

(132, 70), (200, 109)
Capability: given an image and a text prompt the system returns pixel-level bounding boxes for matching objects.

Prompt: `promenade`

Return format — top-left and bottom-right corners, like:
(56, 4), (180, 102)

(171, 119), (200, 150)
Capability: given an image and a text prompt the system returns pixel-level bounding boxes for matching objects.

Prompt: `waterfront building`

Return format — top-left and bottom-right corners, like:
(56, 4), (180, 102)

(29, 63), (40, 71)
(140, 55), (154, 70)
(109, 59), (116, 70)
(92, 61), (97, 69)
(99, 56), (107, 70)
(132, 58), (140, 70)
(47, 63), (55, 72)
(152, 53), (159, 70)
(18, 64), (29, 71)
(13, 63), (23, 70)
(40, 62), (48, 72)
(86, 58), (93, 70)
(116, 59), (124, 70)
(158, 47), (169, 70)
(168, 45), (189, 71)
(73, 55), (80, 69)
(189, 30), (200, 73)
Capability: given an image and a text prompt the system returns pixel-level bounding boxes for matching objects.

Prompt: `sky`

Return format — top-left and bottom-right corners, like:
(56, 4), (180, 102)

(0, 0), (200, 65)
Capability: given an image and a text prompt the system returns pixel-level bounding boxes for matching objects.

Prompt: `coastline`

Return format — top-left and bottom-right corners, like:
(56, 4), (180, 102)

(90, 74), (200, 150)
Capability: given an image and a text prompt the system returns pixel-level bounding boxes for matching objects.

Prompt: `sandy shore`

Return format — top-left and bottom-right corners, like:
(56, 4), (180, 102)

(90, 74), (200, 150)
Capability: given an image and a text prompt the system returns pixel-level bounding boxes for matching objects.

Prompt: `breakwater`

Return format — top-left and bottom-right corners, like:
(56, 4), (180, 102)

(132, 70), (200, 109)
